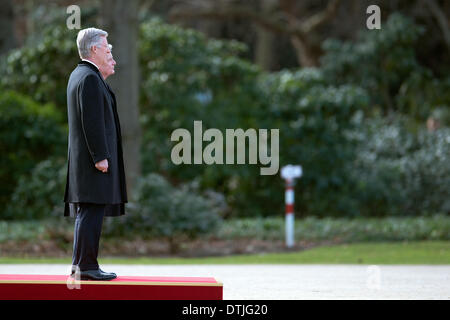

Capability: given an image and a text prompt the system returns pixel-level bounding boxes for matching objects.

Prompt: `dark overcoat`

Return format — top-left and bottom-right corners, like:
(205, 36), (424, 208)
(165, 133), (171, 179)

(64, 61), (127, 216)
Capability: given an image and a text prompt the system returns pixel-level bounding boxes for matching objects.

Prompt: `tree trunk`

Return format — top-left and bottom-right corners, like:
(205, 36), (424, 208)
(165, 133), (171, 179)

(100, 0), (141, 198)
(0, 0), (16, 55)
(254, 0), (277, 71)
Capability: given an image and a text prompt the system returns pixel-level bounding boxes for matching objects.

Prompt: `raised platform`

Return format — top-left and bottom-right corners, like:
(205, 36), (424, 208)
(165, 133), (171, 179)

(0, 274), (223, 300)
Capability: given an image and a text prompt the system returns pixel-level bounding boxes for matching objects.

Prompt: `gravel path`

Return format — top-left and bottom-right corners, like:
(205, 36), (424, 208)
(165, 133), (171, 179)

(0, 264), (449, 299)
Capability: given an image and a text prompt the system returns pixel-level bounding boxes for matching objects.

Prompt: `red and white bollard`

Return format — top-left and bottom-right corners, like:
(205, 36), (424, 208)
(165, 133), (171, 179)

(281, 165), (302, 248)
(285, 179), (295, 248)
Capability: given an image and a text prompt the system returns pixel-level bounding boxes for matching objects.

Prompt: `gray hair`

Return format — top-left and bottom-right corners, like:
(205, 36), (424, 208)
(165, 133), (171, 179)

(76, 27), (108, 59)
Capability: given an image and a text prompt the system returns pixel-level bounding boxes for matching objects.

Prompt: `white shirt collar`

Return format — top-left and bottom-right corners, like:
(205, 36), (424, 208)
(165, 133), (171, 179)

(81, 59), (100, 71)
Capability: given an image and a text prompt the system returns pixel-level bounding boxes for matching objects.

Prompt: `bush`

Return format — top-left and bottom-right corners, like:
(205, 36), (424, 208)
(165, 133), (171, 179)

(350, 115), (450, 216)
(139, 18), (276, 217)
(0, 91), (66, 217)
(261, 69), (370, 217)
(4, 157), (67, 220)
(138, 20), (372, 218)
(104, 173), (224, 253)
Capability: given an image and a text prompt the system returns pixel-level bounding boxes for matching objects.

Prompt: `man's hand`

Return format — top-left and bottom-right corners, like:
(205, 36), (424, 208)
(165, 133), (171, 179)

(95, 159), (108, 173)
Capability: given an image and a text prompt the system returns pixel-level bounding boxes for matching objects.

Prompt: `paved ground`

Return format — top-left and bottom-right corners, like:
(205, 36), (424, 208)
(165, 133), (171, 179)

(0, 264), (449, 299)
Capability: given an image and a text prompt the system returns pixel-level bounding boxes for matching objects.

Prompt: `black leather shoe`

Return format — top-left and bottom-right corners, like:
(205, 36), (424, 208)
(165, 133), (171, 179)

(72, 269), (117, 281)
(99, 268), (117, 278)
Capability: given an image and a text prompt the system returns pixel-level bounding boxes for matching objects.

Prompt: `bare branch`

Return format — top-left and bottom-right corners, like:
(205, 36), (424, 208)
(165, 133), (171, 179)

(425, 0), (450, 51)
(169, 4), (304, 37)
(169, 0), (342, 67)
(301, 0), (342, 33)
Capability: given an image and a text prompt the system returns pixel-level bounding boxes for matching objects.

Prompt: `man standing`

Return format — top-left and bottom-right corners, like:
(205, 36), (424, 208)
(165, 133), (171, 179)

(64, 28), (127, 280)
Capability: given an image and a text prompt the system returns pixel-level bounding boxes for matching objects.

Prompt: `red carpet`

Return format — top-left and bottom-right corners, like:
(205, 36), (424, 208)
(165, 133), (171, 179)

(0, 274), (223, 300)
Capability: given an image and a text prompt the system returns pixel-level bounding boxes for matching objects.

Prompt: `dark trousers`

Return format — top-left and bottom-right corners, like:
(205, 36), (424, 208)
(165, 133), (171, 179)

(72, 203), (105, 271)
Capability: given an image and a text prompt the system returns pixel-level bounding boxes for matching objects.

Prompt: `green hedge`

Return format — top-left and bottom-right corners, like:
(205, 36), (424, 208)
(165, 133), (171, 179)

(1, 215), (448, 244)
(214, 215), (450, 242)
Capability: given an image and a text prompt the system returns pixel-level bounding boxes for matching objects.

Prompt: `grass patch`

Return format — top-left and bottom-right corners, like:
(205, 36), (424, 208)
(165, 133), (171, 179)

(1, 241), (448, 265)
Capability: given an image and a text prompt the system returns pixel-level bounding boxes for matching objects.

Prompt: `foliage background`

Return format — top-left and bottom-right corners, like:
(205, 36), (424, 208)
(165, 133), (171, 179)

(0, 2), (448, 243)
